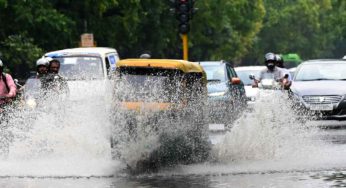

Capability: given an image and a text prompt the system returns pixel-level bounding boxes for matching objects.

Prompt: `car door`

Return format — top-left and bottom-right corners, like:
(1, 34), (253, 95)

(226, 63), (246, 101)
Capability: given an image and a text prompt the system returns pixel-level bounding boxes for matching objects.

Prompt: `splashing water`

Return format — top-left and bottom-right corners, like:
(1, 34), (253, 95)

(110, 75), (210, 171)
(151, 90), (340, 177)
(0, 81), (120, 177)
(212, 90), (323, 162)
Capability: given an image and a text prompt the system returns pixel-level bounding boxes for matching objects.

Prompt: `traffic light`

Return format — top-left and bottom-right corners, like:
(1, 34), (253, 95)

(175, 0), (194, 34)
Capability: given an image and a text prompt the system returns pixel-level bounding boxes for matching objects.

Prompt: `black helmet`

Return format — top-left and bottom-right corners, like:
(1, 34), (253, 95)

(275, 54), (284, 68)
(264, 52), (276, 71)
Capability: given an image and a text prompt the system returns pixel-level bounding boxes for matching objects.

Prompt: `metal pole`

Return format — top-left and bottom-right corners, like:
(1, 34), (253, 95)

(182, 34), (188, 60)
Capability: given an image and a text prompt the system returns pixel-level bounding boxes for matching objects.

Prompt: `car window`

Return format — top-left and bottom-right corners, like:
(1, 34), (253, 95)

(200, 63), (226, 82)
(107, 53), (118, 72)
(56, 56), (104, 80)
(295, 63), (346, 81)
(226, 65), (237, 78)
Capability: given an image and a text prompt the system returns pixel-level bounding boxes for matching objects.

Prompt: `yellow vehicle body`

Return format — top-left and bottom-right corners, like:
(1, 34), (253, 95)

(111, 59), (210, 170)
(115, 59), (207, 112)
(116, 59), (206, 75)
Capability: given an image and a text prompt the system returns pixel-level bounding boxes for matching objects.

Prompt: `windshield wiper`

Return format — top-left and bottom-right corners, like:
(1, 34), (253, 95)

(207, 79), (221, 82)
(298, 78), (330, 81)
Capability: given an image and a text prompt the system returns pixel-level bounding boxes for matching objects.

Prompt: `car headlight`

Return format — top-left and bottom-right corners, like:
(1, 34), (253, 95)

(208, 91), (226, 97)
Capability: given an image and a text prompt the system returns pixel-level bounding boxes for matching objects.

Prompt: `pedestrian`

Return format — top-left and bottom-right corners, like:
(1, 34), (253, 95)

(0, 59), (17, 112)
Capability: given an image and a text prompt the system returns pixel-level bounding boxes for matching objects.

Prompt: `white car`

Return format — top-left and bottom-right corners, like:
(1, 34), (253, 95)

(44, 47), (120, 101)
(289, 67), (297, 78)
(235, 66), (265, 106)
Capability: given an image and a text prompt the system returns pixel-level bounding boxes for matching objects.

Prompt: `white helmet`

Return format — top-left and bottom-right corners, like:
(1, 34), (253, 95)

(36, 57), (49, 67)
(45, 57), (53, 63)
(0, 59), (3, 67)
(139, 53), (151, 59)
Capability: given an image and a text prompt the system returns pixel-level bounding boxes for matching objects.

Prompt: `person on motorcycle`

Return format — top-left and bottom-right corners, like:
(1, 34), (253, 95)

(252, 52), (287, 88)
(41, 58), (69, 97)
(0, 59), (17, 111)
(275, 54), (292, 89)
(35, 57), (52, 78)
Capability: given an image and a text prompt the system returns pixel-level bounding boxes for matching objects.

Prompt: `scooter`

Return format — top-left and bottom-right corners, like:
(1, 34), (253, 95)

(249, 73), (289, 90)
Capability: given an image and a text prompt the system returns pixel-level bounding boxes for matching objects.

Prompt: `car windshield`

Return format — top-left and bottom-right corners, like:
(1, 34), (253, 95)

(115, 68), (183, 102)
(295, 63), (346, 81)
(200, 63), (226, 82)
(55, 56), (104, 80)
(236, 70), (261, 85)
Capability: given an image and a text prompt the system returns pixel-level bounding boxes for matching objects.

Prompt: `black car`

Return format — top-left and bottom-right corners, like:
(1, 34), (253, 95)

(199, 61), (247, 125)
(290, 59), (346, 120)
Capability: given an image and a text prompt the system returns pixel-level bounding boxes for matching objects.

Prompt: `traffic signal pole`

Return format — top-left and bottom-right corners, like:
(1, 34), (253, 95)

(173, 0), (195, 61)
(182, 34), (188, 60)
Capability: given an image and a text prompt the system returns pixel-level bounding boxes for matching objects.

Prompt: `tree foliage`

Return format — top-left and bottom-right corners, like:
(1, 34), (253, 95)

(0, 0), (345, 78)
(245, 0), (346, 64)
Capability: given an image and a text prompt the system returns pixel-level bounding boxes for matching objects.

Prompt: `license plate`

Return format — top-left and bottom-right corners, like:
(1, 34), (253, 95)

(310, 104), (333, 111)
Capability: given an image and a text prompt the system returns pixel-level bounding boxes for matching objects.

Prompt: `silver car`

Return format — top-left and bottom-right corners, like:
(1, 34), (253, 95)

(290, 59), (346, 120)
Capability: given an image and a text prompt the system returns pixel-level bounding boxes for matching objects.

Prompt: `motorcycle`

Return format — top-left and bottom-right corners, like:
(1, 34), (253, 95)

(249, 73), (289, 90)
(17, 78), (41, 109)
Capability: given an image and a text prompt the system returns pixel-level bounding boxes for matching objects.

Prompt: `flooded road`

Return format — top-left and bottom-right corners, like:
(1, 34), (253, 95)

(1, 90), (346, 187)
(0, 125), (345, 188)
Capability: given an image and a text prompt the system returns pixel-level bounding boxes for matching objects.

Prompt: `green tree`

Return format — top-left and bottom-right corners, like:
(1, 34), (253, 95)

(244, 0), (344, 65)
(1, 35), (43, 78)
(184, 0), (265, 62)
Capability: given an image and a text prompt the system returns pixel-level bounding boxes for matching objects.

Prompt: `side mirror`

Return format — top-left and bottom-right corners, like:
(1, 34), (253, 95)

(249, 74), (255, 80)
(231, 77), (241, 85)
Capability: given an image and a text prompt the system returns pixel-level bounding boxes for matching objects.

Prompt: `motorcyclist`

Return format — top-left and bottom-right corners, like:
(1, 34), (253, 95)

(0, 59), (17, 111)
(21, 57), (52, 108)
(252, 52), (287, 89)
(41, 58), (69, 97)
(35, 57), (51, 78)
(275, 54), (292, 89)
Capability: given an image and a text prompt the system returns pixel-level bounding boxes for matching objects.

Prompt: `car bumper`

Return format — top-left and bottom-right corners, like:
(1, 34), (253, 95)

(207, 99), (229, 118)
(292, 100), (346, 120)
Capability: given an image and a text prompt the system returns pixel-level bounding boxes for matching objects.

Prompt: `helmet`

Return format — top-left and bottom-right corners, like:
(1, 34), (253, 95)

(139, 53), (151, 59)
(36, 57), (49, 67)
(46, 57), (53, 63)
(264, 52), (276, 62)
(275, 54), (284, 68)
(275, 54), (281, 61)
(264, 52), (276, 71)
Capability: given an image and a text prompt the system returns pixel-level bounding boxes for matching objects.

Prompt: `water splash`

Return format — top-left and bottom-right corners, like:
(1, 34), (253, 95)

(110, 76), (210, 171)
(212, 90), (323, 162)
(0, 81), (119, 177)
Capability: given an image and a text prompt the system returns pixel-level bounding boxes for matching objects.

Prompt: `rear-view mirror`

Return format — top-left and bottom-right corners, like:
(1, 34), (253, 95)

(231, 77), (241, 85)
